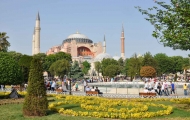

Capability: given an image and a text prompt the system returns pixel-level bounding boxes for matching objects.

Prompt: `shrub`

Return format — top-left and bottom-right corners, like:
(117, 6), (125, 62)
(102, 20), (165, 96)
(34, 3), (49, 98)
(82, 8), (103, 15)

(23, 57), (48, 116)
(140, 66), (156, 78)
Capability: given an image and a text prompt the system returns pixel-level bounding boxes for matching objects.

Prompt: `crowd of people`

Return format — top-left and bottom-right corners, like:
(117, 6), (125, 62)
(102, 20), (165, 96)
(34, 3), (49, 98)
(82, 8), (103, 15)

(144, 80), (190, 96)
(45, 78), (79, 92)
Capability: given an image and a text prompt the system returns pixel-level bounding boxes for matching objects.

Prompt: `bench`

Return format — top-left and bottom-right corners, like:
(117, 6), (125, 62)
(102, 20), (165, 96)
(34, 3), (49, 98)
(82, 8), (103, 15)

(55, 89), (67, 94)
(139, 92), (157, 98)
(86, 91), (99, 96)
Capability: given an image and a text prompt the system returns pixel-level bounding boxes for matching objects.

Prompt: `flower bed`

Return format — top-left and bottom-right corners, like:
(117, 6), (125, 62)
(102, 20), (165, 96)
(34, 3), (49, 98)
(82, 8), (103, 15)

(48, 95), (173, 119)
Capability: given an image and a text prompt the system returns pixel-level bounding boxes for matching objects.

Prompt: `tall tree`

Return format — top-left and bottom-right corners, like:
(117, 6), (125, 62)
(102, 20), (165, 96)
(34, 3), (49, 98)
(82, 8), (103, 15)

(154, 53), (171, 75)
(70, 61), (83, 80)
(142, 52), (157, 69)
(49, 59), (70, 78)
(81, 61), (91, 75)
(104, 65), (120, 78)
(101, 58), (118, 76)
(136, 1), (190, 50)
(94, 61), (101, 76)
(0, 32), (10, 52)
(23, 57), (48, 116)
(126, 54), (142, 80)
(118, 58), (125, 75)
(0, 52), (23, 85)
(18, 55), (33, 83)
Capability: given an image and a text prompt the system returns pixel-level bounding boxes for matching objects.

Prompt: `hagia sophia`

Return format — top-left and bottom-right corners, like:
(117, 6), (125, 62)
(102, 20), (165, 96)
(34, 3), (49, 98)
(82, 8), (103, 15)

(32, 13), (125, 76)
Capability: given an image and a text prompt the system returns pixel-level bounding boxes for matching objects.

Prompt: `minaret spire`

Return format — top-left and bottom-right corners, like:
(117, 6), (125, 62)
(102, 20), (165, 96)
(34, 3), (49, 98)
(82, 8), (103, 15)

(36, 12), (40, 20)
(121, 24), (125, 59)
(103, 34), (106, 53)
(34, 12), (41, 55)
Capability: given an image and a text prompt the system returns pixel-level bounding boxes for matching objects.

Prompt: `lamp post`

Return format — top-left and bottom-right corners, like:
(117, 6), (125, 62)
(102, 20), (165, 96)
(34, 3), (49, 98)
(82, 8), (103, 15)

(69, 61), (72, 95)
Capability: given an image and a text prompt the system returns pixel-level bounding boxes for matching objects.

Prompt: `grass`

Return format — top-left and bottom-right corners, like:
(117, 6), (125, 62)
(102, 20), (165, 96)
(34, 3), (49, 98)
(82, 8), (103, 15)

(1, 96), (190, 120)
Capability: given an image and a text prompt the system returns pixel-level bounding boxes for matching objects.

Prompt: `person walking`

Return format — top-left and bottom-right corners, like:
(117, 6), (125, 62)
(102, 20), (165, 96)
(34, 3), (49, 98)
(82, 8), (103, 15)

(83, 79), (87, 92)
(170, 81), (175, 94)
(183, 83), (188, 96)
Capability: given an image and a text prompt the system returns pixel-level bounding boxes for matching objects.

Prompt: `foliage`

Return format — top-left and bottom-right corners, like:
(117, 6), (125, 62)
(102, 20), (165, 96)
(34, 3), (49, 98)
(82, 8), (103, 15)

(104, 65), (120, 78)
(94, 61), (101, 76)
(18, 55), (33, 83)
(169, 56), (184, 73)
(0, 52), (23, 85)
(101, 58), (118, 76)
(82, 61), (91, 75)
(49, 59), (70, 78)
(136, 0), (190, 50)
(23, 57), (48, 116)
(43, 52), (71, 74)
(126, 54), (142, 79)
(33, 53), (47, 71)
(154, 53), (172, 75)
(140, 66), (156, 78)
(118, 58), (125, 75)
(0, 32), (10, 52)
(70, 61), (83, 80)
(8, 51), (23, 62)
(142, 52), (157, 69)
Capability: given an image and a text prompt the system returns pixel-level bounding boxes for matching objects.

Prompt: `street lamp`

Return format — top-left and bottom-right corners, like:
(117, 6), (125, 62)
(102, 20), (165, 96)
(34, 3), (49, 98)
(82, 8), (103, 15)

(69, 61), (72, 95)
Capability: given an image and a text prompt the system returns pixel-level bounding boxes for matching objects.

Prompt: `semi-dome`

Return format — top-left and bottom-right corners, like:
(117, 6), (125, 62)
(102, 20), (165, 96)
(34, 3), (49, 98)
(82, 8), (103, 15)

(113, 56), (120, 61)
(67, 31), (88, 39)
(62, 31), (93, 44)
(94, 53), (112, 62)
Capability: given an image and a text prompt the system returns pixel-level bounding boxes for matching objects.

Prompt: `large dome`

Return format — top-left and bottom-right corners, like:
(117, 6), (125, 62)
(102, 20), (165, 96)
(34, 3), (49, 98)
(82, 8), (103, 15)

(67, 31), (88, 39)
(63, 31), (93, 44)
(94, 53), (112, 62)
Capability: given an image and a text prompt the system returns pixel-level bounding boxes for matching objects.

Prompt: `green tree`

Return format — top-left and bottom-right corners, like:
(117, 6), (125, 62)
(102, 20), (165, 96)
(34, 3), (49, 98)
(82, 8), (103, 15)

(170, 56), (183, 73)
(33, 53), (47, 67)
(0, 52), (23, 85)
(0, 32), (10, 52)
(94, 61), (101, 76)
(55, 52), (72, 61)
(104, 65), (120, 78)
(49, 59), (70, 78)
(70, 61), (83, 80)
(126, 54), (142, 80)
(23, 57), (48, 116)
(142, 52), (157, 69)
(136, 1), (190, 50)
(8, 51), (23, 62)
(118, 58), (125, 75)
(82, 61), (91, 75)
(140, 66), (156, 78)
(101, 58), (118, 76)
(154, 53), (171, 76)
(44, 52), (72, 76)
(18, 55), (33, 83)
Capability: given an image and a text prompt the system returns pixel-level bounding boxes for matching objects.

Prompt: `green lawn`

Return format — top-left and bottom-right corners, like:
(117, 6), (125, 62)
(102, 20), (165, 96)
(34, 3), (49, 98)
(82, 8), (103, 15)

(1, 96), (190, 120)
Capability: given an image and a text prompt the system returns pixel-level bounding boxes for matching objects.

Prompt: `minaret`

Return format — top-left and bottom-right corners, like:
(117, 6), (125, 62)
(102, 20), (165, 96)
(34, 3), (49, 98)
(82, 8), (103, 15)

(34, 12), (40, 54)
(103, 34), (106, 53)
(32, 28), (35, 55)
(121, 24), (125, 59)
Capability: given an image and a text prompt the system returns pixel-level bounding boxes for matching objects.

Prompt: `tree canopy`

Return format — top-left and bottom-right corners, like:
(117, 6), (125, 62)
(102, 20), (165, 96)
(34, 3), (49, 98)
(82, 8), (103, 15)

(136, 0), (190, 50)
(82, 61), (91, 75)
(49, 59), (70, 78)
(0, 32), (10, 52)
(0, 52), (23, 85)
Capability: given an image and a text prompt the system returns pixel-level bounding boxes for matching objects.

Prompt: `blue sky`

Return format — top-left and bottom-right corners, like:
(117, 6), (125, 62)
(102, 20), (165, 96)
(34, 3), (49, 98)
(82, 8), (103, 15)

(1, 0), (189, 58)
